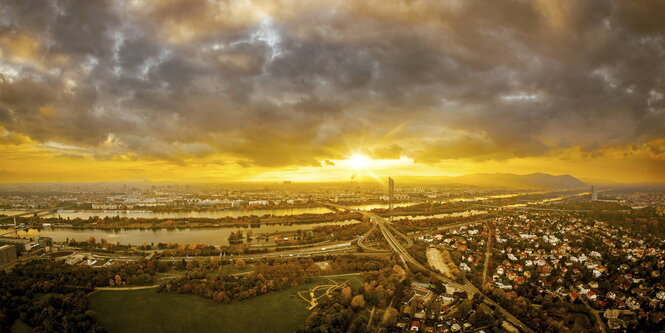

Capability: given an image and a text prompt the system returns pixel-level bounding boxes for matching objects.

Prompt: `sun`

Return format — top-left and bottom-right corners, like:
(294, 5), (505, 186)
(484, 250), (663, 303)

(348, 154), (372, 169)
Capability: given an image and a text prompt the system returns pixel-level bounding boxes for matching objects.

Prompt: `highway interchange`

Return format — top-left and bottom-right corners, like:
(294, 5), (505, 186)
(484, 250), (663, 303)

(328, 203), (535, 333)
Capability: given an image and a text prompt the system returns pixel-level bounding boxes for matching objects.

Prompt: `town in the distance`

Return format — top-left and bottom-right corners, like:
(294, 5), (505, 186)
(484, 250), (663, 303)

(1, 176), (664, 333)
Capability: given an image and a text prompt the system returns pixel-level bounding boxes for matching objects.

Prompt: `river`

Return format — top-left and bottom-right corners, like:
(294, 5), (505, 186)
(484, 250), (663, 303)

(0, 202), (420, 220)
(0, 193), (529, 220)
(1, 191), (568, 246)
(5, 219), (361, 246)
(3, 209), (489, 246)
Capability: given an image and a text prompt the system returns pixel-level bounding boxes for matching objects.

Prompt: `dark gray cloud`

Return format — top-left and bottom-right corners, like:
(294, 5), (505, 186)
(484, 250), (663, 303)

(0, 0), (663, 166)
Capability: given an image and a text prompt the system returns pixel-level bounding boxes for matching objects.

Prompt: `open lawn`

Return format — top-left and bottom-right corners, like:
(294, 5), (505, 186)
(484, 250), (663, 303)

(10, 320), (33, 333)
(90, 277), (354, 333)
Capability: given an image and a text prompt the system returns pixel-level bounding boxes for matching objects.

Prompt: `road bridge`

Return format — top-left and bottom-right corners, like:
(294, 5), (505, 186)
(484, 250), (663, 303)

(0, 206), (73, 222)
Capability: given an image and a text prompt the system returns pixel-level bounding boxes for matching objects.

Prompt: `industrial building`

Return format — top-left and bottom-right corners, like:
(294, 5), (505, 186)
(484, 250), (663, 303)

(0, 244), (17, 268)
(0, 237), (31, 254)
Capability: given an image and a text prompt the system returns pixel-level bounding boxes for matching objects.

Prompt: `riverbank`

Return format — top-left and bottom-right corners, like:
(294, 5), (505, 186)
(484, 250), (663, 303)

(3, 211), (364, 230)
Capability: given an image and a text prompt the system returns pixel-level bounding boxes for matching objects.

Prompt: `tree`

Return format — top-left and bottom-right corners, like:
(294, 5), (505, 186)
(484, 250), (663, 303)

(381, 307), (398, 326)
(392, 264), (405, 277)
(234, 259), (246, 269)
(306, 264), (321, 276)
(351, 294), (366, 309)
(342, 286), (353, 303)
(210, 257), (220, 268)
(430, 300), (441, 318)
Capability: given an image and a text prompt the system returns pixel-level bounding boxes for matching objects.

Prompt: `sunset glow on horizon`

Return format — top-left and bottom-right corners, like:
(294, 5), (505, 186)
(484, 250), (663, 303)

(0, 1), (663, 184)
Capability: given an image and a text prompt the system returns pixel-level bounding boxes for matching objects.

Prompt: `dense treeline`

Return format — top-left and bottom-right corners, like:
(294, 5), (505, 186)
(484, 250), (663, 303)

(528, 202), (665, 237)
(13, 211), (363, 229)
(312, 222), (372, 242)
(159, 259), (319, 302)
(539, 200), (630, 211)
(267, 222), (372, 247)
(372, 202), (476, 217)
(393, 215), (489, 233)
(326, 255), (393, 274)
(64, 237), (139, 253)
(159, 256), (395, 303)
(0, 260), (157, 333)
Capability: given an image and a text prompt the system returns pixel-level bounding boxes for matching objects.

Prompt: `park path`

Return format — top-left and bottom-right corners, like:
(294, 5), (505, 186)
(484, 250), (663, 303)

(95, 285), (159, 291)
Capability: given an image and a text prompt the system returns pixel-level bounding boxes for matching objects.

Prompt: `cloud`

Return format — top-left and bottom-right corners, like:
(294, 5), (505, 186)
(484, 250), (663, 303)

(0, 0), (663, 168)
(235, 160), (252, 168)
(56, 153), (86, 159)
(371, 144), (403, 159)
(0, 127), (31, 145)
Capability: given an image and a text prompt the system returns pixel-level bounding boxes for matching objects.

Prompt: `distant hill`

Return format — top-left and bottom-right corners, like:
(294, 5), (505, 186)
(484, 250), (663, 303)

(397, 172), (588, 189)
(447, 173), (588, 189)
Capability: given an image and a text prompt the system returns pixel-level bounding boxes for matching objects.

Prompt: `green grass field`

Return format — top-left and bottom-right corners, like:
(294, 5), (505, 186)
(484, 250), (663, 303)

(10, 320), (33, 333)
(90, 277), (351, 333)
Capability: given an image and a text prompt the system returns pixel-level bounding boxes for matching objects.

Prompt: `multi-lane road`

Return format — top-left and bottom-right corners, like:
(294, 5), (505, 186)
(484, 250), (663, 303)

(330, 203), (535, 333)
(357, 221), (389, 253)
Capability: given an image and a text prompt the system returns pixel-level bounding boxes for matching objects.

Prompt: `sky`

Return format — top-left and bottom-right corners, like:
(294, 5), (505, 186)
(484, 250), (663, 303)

(0, 0), (664, 184)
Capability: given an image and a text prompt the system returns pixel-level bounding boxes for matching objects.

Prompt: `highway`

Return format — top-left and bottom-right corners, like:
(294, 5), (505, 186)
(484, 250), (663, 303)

(0, 206), (73, 222)
(357, 221), (390, 253)
(330, 203), (535, 333)
(85, 241), (394, 265)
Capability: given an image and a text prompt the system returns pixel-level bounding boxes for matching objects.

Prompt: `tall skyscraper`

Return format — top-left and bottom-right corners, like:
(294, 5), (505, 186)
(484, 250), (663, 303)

(388, 177), (395, 211)
(591, 186), (598, 201)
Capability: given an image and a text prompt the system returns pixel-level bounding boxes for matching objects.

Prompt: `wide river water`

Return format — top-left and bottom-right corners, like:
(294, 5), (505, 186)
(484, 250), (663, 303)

(2, 191), (571, 246)
(2, 209), (489, 246)
(8, 219), (362, 246)
(0, 202), (420, 220)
